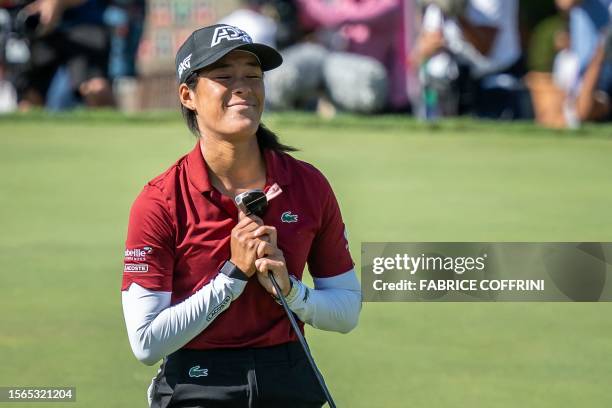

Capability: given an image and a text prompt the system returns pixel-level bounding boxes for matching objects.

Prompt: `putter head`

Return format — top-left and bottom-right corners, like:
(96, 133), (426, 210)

(235, 189), (268, 217)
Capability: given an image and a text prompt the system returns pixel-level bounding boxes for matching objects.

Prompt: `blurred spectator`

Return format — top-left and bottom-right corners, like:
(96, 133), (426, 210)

(527, 14), (567, 73)
(102, 0), (144, 113)
(298, 0), (411, 111)
(552, 25), (578, 92)
(218, 0), (301, 49)
(260, 0), (411, 114)
(104, 0), (145, 80)
(524, 8), (574, 128)
(555, 0), (612, 122)
(415, 0), (530, 119)
(10, 0), (114, 111)
(0, 7), (18, 112)
(219, 0), (278, 47)
(0, 61), (17, 112)
(519, 0), (558, 38)
(264, 0), (300, 49)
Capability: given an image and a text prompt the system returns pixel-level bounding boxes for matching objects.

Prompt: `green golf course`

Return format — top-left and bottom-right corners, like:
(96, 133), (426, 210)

(1, 112), (611, 407)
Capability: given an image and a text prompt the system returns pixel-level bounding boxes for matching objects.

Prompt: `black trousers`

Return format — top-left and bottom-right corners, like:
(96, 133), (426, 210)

(150, 342), (327, 408)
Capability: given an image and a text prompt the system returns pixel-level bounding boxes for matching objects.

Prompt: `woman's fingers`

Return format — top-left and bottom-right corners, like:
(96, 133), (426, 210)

(256, 240), (276, 259)
(254, 257), (284, 274)
(252, 225), (277, 247)
(230, 214), (266, 275)
(255, 254), (291, 297)
(232, 212), (281, 276)
(237, 212), (263, 228)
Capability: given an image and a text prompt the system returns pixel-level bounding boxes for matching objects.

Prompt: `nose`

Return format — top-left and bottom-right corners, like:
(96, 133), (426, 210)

(232, 77), (252, 96)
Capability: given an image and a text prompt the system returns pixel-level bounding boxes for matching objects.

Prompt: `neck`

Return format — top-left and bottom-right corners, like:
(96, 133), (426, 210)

(199, 133), (266, 196)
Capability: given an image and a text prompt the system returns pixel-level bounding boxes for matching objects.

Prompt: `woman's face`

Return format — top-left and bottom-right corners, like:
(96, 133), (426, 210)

(187, 50), (265, 141)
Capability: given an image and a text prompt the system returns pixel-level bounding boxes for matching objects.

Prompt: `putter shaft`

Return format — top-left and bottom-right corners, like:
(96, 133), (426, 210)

(268, 272), (337, 408)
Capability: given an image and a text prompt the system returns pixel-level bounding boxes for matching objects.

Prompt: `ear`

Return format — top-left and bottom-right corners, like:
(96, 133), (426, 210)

(179, 83), (197, 111)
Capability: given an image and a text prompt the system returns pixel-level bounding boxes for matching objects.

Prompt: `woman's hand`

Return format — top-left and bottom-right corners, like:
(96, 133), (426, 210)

(230, 212), (290, 296)
(251, 223), (291, 297)
(255, 248), (291, 298)
(229, 213), (266, 276)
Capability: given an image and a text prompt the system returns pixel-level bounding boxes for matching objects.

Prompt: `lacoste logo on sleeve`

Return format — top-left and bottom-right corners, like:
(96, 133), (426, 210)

(188, 366), (208, 378)
(206, 295), (231, 322)
(124, 264), (149, 273)
(281, 211), (298, 223)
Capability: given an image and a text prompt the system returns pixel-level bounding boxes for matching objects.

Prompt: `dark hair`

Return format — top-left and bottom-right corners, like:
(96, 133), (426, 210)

(180, 74), (297, 153)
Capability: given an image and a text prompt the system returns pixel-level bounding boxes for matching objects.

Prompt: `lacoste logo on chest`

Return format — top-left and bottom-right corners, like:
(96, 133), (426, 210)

(281, 211), (298, 223)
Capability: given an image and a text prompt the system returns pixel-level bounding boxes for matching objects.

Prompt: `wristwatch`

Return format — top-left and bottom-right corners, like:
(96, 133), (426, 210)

(220, 260), (249, 281)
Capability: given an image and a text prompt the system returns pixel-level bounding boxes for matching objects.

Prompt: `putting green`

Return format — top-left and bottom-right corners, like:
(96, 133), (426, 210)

(1, 112), (611, 407)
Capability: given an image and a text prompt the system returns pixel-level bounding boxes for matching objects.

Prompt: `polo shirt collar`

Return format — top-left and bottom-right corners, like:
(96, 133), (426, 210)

(263, 144), (291, 188)
(186, 141), (292, 194)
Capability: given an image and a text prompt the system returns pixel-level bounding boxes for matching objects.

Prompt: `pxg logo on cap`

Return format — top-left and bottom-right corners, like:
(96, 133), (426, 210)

(175, 24), (283, 84)
(177, 54), (192, 79)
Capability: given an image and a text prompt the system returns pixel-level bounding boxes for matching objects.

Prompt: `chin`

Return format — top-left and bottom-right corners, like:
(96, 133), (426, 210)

(223, 117), (260, 138)
(227, 115), (261, 133)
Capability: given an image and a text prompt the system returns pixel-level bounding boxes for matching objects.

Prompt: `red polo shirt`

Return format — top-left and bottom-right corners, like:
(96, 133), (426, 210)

(122, 143), (353, 350)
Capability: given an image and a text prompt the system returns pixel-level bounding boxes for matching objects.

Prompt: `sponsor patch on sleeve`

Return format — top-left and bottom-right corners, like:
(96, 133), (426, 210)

(124, 247), (153, 273)
(124, 246), (153, 262)
(124, 263), (149, 273)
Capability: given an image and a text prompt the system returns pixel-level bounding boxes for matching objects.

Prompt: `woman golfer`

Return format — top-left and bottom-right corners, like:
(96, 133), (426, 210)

(121, 24), (361, 408)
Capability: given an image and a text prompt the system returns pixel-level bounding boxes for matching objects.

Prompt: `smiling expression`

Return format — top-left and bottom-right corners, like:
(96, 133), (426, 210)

(180, 50), (265, 141)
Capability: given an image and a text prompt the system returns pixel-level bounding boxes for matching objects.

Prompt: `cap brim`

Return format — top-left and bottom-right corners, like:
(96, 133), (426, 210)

(188, 42), (283, 77)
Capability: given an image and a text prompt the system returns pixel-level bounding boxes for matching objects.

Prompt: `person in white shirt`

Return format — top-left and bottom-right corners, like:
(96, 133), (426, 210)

(415, 0), (527, 118)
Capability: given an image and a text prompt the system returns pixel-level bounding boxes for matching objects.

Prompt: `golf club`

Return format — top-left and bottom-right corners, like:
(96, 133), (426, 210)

(235, 189), (337, 408)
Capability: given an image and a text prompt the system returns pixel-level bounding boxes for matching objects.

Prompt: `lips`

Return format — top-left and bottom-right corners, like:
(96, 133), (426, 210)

(227, 101), (255, 107)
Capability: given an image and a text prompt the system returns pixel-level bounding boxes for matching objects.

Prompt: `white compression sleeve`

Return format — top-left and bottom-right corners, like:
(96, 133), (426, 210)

(121, 274), (247, 366)
(286, 269), (362, 333)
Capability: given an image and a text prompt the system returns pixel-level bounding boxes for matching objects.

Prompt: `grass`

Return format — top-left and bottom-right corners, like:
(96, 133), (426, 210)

(1, 111), (612, 407)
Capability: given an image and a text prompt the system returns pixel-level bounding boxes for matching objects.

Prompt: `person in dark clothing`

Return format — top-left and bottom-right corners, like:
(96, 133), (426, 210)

(13, 0), (113, 110)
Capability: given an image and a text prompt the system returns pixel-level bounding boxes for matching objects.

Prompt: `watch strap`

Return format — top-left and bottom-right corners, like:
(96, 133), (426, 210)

(220, 260), (249, 281)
